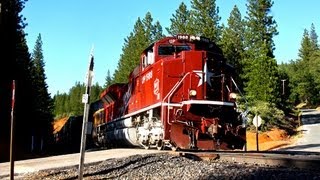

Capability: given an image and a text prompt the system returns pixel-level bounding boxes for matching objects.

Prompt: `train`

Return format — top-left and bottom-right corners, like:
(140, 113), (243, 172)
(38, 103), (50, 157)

(90, 34), (246, 151)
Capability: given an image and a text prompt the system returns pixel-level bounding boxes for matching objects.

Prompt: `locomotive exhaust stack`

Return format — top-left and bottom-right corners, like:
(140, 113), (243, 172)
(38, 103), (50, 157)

(91, 34), (246, 151)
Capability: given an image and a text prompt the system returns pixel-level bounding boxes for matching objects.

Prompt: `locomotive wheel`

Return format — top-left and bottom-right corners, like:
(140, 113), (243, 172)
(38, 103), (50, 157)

(169, 141), (179, 151)
(143, 142), (150, 150)
(157, 140), (164, 150)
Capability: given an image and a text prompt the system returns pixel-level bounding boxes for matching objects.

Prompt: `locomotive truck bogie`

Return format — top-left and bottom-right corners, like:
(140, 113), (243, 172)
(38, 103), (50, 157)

(93, 108), (165, 149)
(91, 34), (246, 151)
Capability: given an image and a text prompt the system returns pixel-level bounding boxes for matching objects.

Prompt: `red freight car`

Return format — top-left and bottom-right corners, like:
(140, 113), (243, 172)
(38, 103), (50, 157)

(92, 34), (246, 151)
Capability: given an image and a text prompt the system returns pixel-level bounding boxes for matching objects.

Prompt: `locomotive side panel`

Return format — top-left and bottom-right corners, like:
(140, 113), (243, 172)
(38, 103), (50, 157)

(161, 57), (184, 102)
(139, 65), (161, 107)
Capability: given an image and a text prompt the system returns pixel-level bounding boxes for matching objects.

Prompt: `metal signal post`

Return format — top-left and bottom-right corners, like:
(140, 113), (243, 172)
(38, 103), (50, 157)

(78, 48), (94, 180)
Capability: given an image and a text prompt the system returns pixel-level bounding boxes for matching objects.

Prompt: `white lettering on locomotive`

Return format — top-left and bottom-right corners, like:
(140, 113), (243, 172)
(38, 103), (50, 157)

(142, 70), (153, 84)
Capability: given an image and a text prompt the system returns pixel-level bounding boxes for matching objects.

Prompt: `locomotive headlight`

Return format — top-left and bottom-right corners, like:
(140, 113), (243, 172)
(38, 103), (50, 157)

(189, 90), (197, 97)
(229, 92), (237, 100)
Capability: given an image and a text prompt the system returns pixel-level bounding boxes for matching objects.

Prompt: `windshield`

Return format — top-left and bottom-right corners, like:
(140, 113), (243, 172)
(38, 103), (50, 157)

(158, 45), (191, 55)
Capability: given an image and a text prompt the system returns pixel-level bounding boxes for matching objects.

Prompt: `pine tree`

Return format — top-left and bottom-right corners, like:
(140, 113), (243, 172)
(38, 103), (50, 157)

(293, 25), (320, 105)
(309, 23), (319, 51)
(298, 29), (313, 62)
(309, 51), (320, 104)
(242, 0), (279, 105)
(113, 18), (146, 83)
(53, 92), (68, 118)
(31, 33), (54, 152)
(166, 2), (191, 35)
(104, 69), (113, 89)
(142, 12), (154, 42)
(0, 0), (38, 161)
(68, 82), (85, 116)
(113, 12), (163, 83)
(90, 82), (103, 103)
(220, 5), (245, 87)
(189, 0), (221, 42)
(152, 21), (164, 41)
(31, 33), (54, 120)
(244, 0), (278, 58)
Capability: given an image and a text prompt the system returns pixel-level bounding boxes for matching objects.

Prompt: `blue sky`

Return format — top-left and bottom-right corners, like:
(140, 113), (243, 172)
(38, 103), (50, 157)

(22, 0), (319, 96)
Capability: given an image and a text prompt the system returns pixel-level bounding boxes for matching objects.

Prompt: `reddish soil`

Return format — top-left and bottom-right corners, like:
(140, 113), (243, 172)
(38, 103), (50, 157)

(246, 128), (295, 151)
(52, 117), (68, 134)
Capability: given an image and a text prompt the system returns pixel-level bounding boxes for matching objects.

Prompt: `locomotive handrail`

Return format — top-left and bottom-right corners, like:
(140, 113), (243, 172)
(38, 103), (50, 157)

(163, 71), (201, 125)
(230, 76), (249, 128)
(162, 72), (191, 125)
(162, 72), (192, 103)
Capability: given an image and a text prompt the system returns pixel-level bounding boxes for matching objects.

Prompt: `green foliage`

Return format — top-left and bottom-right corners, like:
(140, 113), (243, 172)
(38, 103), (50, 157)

(31, 34), (54, 123)
(246, 101), (285, 131)
(104, 69), (113, 89)
(310, 23), (319, 50)
(90, 82), (104, 103)
(53, 92), (69, 118)
(243, 42), (280, 104)
(113, 12), (163, 83)
(220, 5), (245, 88)
(244, 0), (278, 58)
(242, 0), (280, 105)
(189, 0), (221, 42)
(0, 0), (56, 159)
(152, 21), (165, 40)
(166, 2), (192, 35)
(68, 82), (85, 116)
(53, 82), (103, 118)
(299, 29), (314, 61)
(277, 64), (292, 112)
(282, 24), (320, 107)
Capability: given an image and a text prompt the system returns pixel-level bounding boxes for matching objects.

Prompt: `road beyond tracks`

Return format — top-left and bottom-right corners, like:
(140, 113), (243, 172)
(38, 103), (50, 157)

(277, 109), (320, 152)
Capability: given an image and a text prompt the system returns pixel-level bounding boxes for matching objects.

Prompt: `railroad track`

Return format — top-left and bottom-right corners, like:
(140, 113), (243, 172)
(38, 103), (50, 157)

(170, 150), (320, 170)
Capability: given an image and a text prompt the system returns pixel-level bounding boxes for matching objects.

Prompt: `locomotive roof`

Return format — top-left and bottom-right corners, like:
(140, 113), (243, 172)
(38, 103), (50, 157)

(142, 34), (220, 53)
(143, 35), (187, 51)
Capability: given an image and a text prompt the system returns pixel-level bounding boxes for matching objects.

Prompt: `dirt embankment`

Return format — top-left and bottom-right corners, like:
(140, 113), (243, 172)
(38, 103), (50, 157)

(246, 128), (296, 151)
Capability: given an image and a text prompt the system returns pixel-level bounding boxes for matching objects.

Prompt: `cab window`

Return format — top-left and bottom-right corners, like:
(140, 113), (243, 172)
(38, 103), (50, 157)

(158, 45), (191, 56)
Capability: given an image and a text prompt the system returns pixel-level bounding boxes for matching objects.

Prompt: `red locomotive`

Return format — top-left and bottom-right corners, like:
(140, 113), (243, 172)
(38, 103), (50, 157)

(92, 34), (246, 151)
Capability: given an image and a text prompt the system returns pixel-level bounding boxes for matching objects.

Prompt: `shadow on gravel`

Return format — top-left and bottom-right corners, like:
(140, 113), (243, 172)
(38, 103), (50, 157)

(277, 143), (320, 151)
(84, 155), (160, 179)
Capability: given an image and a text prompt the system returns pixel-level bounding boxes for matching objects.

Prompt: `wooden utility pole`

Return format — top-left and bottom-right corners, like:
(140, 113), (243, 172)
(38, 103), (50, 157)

(281, 79), (286, 95)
